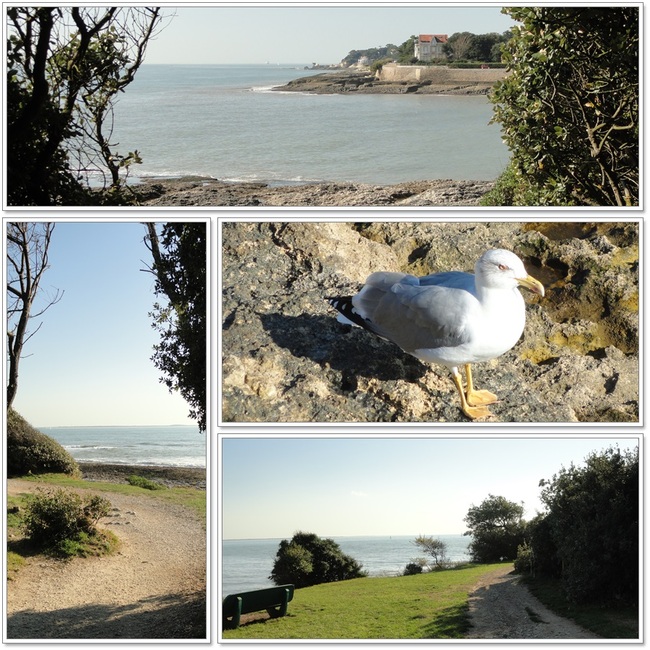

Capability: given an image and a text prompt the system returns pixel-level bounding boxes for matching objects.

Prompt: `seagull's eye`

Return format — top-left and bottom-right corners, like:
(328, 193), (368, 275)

(498, 264), (509, 271)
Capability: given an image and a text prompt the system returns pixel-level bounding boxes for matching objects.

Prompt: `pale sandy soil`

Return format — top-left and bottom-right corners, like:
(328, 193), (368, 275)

(466, 564), (600, 640)
(6, 478), (206, 640)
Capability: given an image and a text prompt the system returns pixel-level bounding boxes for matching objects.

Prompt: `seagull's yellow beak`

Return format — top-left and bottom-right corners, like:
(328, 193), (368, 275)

(517, 275), (545, 297)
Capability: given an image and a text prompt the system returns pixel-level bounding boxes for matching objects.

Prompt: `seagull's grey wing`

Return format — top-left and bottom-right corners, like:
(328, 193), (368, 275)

(419, 270), (477, 294)
(353, 277), (479, 354)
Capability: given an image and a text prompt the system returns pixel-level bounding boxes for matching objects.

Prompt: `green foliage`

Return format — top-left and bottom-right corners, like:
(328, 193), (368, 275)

(23, 487), (111, 556)
(270, 531), (367, 588)
(464, 494), (525, 563)
(341, 44), (400, 67)
(490, 7), (639, 206)
(6, 7), (163, 205)
(7, 409), (80, 477)
(127, 474), (167, 490)
(403, 562), (424, 576)
(412, 535), (449, 569)
(513, 541), (534, 575)
(146, 223), (207, 432)
(537, 446), (638, 604)
(443, 31), (512, 62)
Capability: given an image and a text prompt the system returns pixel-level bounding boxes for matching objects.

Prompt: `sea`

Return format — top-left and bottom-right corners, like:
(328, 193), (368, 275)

(221, 534), (471, 595)
(39, 425), (206, 468)
(106, 63), (509, 187)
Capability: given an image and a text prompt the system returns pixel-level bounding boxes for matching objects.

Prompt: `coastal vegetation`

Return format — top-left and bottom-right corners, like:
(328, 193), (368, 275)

(486, 6), (638, 206)
(143, 223), (208, 432)
(6, 7), (165, 205)
(7, 409), (79, 477)
(270, 532), (367, 588)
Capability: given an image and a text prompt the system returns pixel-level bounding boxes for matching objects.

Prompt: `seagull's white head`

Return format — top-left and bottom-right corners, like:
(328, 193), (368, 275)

(475, 249), (545, 297)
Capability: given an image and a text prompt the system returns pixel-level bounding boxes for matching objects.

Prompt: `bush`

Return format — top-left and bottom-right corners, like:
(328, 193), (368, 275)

(490, 7), (639, 206)
(23, 487), (111, 552)
(7, 409), (80, 477)
(403, 562), (424, 576)
(127, 474), (167, 490)
(270, 531), (367, 588)
(514, 541), (535, 575)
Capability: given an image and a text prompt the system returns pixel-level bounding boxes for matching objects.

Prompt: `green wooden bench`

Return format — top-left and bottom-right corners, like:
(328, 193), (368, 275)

(222, 584), (295, 629)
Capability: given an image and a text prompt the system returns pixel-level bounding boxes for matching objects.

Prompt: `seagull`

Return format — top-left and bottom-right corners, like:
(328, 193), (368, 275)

(328, 249), (545, 420)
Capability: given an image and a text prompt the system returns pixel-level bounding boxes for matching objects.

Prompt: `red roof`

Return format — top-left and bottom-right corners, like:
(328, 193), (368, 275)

(419, 34), (448, 43)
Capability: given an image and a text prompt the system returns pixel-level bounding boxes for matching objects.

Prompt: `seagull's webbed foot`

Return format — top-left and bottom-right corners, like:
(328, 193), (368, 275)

(464, 364), (499, 407)
(451, 368), (493, 421)
(461, 402), (493, 420)
(467, 389), (499, 407)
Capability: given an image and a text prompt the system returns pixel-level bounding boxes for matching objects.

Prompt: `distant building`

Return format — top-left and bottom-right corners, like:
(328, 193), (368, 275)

(415, 34), (448, 61)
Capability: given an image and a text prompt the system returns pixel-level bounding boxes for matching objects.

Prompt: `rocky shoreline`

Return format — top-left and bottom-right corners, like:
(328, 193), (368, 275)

(78, 462), (206, 489)
(134, 177), (495, 207)
(273, 70), (497, 95)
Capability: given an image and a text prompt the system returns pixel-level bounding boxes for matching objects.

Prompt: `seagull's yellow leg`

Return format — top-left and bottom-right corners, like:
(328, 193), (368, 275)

(465, 364), (499, 407)
(451, 369), (492, 420)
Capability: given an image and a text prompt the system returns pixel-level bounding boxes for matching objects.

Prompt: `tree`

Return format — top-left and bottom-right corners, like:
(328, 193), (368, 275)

(6, 223), (63, 408)
(412, 535), (449, 570)
(444, 32), (475, 61)
(464, 494), (525, 563)
(144, 223), (207, 432)
(270, 532), (367, 588)
(537, 446), (638, 604)
(7, 7), (166, 205)
(490, 7), (639, 206)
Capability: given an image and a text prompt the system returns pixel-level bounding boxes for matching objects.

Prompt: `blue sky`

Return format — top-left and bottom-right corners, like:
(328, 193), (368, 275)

(144, 5), (515, 65)
(221, 436), (640, 539)
(7, 221), (201, 428)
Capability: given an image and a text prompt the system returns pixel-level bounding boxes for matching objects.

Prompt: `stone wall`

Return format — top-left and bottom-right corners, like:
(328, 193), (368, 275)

(378, 64), (507, 84)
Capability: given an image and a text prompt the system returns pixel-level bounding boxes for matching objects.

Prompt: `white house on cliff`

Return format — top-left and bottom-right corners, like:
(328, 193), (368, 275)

(414, 34), (448, 61)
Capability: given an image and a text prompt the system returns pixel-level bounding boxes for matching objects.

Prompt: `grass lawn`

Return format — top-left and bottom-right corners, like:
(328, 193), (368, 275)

(13, 472), (206, 522)
(221, 563), (505, 640)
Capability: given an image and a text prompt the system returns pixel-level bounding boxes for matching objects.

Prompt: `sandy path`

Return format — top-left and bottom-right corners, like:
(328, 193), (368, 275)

(466, 565), (599, 639)
(6, 479), (206, 640)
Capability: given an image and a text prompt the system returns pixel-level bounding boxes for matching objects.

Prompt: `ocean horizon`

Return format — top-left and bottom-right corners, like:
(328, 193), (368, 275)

(105, 63), (509, 187)
(40, 425), (206, 468)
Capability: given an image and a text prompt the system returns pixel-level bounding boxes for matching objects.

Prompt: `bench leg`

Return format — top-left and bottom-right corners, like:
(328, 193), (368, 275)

(223, 596), (243, 629)
(267, 588), (290, 618)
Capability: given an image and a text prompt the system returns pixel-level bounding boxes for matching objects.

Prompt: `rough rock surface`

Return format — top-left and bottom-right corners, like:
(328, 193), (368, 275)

(273, 70), (497, 95)
(135, 178), (495, 208)
(221, 221), (639, 423)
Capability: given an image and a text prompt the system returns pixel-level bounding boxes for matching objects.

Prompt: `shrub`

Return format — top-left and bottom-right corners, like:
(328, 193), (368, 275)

(403, 562), (424, 576)
(270, 531), (367, 588)
(514, 541), (535, 575)
(7, 408), (79, 477)
(23, 487), (111, 551)
(127, 474), (167, 490)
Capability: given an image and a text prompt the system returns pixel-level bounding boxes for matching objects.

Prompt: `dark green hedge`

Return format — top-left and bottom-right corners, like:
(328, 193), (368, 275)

(7, 409), (80, 477)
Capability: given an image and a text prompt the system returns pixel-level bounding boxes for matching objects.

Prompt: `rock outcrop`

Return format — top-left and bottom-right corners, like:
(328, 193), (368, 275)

(137, 178), (495, 207)
(221, 222), (639, 423)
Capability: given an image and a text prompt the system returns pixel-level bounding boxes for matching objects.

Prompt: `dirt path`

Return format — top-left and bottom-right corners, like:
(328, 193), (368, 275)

(6, 479), (206, 640)
(466, 565), (599, 640)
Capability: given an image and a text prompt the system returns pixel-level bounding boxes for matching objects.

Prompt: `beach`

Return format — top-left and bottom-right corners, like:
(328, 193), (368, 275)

(79, 462), (206, 489)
